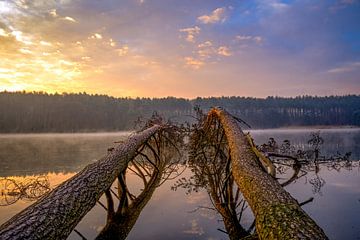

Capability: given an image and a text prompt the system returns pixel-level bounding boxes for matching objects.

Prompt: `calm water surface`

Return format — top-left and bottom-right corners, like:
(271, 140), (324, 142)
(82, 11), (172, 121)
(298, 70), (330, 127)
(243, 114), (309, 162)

(0, 129), (359, 239)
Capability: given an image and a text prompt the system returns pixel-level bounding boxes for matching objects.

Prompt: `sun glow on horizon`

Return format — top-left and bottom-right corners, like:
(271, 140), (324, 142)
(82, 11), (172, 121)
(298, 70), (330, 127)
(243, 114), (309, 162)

(0, 84), (26, 92)
(0, 0), (359, 98)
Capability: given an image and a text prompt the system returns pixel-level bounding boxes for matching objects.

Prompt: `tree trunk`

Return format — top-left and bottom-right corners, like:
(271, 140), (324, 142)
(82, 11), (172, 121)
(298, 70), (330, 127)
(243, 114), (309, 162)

(0, 125), (163, 240)
(207, 108), (328, 240)
(95, 169), (163, 240)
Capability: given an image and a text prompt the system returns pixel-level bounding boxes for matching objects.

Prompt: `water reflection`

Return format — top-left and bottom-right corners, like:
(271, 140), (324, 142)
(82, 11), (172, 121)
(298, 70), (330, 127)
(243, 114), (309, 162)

(95, 128), (184, 240)
(174, 128), (360, 240)
(0, 173), (75, 227)
(258, 131), (357, 195)
(250, 128), (360, 160)
(174, 116), (251, 239)
(0, 129), (359, 239)
(0, 176), (50, 206)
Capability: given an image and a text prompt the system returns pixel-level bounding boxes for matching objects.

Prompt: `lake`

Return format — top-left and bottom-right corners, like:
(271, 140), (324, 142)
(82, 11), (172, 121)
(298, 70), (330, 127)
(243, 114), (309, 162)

(0, 129), (359, 239)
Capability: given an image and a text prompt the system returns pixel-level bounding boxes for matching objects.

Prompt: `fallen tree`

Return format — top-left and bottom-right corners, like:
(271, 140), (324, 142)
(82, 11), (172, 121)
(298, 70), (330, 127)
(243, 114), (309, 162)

(206, 108), (328, 240)
(180, 115), (250, 239)
(0, 124), (165, 240)
(96, 124), (184, 240)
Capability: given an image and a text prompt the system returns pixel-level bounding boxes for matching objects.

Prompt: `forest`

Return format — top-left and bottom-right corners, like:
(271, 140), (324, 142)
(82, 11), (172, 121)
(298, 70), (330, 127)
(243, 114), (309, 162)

(0, 91), (359, 132)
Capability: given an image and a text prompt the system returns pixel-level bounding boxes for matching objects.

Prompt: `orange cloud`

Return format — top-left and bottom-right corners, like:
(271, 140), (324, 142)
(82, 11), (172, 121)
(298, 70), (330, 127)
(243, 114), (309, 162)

(217, 46), (232, 56)
(184, 57), (205, 69)
(198, 7), (227, 24)
(179, 26), (201, 43)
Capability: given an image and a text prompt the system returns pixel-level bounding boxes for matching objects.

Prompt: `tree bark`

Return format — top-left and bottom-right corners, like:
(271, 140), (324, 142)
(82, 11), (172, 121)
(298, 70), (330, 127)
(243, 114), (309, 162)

(207, 108), (328, 240)
(0, 125), (163, 240)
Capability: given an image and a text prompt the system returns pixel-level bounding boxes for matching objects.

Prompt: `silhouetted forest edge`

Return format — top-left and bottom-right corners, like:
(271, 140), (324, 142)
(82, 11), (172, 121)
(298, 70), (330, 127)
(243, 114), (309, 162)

(1, 91), (359, 133)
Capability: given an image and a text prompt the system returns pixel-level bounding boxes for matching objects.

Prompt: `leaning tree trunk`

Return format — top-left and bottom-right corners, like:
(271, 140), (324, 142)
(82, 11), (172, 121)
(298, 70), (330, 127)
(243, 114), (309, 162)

(96, 167), (164, 240)
(207, 108), (328, 240)
(0, 125), (163, 240)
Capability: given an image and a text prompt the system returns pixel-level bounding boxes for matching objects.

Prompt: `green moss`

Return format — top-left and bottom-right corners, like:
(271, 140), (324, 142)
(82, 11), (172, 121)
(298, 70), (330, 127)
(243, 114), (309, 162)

(256, 203), (324, 239)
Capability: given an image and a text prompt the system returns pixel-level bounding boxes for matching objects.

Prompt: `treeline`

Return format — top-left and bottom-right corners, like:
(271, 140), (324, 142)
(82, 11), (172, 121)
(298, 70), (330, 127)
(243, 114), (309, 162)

(0, 91), (359, 132)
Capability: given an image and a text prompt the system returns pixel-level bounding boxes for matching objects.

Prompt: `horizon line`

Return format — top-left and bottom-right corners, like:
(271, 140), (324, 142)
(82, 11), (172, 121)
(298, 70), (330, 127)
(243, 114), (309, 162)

(1, 90), (359, 100)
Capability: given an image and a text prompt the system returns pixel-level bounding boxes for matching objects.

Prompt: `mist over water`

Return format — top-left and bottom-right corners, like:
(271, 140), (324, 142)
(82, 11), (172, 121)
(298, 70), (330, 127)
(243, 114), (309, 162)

(0, 132), (131, 176)
(0, 129), (359, 239)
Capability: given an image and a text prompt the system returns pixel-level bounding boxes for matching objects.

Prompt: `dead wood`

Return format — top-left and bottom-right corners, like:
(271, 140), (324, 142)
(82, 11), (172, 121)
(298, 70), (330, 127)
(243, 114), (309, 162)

(0, 125), (164, 240)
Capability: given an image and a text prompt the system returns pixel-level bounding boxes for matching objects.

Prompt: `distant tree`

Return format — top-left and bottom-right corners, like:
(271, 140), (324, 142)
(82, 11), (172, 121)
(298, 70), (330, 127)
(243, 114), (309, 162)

(0, 91), (359, 132)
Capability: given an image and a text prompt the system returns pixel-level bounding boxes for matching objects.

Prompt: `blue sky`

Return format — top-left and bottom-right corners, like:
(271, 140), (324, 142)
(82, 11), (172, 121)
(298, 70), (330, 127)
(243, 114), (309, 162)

(0, 0), (359, 97)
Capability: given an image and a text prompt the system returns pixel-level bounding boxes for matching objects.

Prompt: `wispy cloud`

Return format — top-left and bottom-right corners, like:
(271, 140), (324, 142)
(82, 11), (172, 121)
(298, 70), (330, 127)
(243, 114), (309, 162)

(109, 38), (116, 47)
(197, 41), (214, 58)
(0, 0), (358, 97)
(49, 9), (57, 17)
(40, 40), (52, 46)
(183, 40), (232, 69)
(11, 30), (33, 45)
(90, 33), (103, 40)
(179, 26), (201, 43)
(116, 45), (129, 56)
(48, 9), (77, 23)
(327, 62), (360, 73)
(63, 16), (77, 22)
(184, 57), (205, 69)
(257, 0), (290, 12)
(197, 41), (232, 58)
(217, 46), (232, 56)
(236, 35), (263, 44)
(341, 0), (356, 4)
(198, 41), (212, 48)
(329, 0), (358, 12)
(270, 2), (290, 11)
(0, 28), (9, 37)
(19, 48), (33, 54)
(198, 7), (227, 24)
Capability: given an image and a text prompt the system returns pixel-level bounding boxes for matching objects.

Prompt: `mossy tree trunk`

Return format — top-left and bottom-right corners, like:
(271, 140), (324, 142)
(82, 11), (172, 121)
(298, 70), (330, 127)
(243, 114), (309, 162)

(207, 108), (328, 240)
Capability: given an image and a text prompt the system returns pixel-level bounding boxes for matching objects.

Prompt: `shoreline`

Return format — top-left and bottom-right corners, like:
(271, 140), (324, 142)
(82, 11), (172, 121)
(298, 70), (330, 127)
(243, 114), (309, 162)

(1, 126), (360, 136)
(274, 125), (359, 130)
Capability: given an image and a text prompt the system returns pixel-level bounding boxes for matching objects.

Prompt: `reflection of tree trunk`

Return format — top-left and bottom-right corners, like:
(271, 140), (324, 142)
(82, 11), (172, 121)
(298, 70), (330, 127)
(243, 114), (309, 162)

(208, 175), (248, 239)
(208, 108), (328, 240)
(219, 206), (248, 240)
(0, 125), (163, 240)
(96, 129), (180, 240)
(96, 169), (163, 240)
(191, 122), (250, 239)
(314, 149), (319, 161)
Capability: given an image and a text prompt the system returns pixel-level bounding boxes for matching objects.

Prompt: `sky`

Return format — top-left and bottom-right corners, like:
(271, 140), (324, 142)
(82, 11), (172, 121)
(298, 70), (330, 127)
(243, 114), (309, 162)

(0, 0), (359, 98)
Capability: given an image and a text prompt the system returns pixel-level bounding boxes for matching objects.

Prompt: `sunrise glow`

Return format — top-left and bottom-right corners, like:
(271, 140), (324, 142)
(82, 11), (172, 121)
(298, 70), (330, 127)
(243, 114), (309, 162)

(0, 0), (359, 97)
